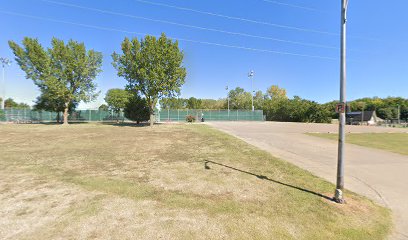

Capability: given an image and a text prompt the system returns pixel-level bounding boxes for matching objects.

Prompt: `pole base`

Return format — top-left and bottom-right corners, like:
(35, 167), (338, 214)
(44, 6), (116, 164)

(334, 189), (345, 204)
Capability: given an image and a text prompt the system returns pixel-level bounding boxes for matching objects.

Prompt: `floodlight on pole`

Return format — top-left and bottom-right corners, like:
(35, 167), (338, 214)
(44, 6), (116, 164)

(334, 0), (349, 204)
(0, 57), (12, 110)
(248, 70), (255, 111)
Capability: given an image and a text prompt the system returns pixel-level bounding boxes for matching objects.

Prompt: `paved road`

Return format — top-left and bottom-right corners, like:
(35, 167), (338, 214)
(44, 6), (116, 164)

(208, 122), (408, 239)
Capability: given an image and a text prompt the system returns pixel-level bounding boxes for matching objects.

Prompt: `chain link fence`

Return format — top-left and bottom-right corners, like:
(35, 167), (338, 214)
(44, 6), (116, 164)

(0, 108), (125, 123)
(157, 109), (264, 122)
(0, 108), (264, 123)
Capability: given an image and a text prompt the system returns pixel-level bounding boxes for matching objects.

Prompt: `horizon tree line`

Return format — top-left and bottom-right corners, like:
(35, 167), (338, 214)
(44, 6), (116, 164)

(5, 35), (407, 124)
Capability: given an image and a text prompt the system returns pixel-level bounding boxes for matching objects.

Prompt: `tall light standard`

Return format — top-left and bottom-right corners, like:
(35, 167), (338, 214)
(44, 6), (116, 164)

(0, 57), (12, 110)
(335, 0), (349, 204)
(226, 85), (230, 112)
(248, 70), (255, 111)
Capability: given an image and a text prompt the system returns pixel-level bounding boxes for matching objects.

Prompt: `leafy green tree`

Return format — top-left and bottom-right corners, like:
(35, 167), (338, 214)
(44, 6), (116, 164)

(112, 33), (187, 126)
(4, 98), (30, 109)
(322, 100), (339, 119)
(98, 104), (109, 111)
(0, 109), (5, 121)
(228, 87), (252, 110)
(377, 107), (396, 120)
(124, 94), (150, 124)
(266, 85), (287, 100)
(201, 99), (226, 109)
(160, 97), (187, 109)
(9, 37), (102, 124)
(104, 89), (131, 115)
(33, 93), (78, 123)
(254, 90), (265, 110)
(4, 98), (19, 108)
(187, 97), (202, 109)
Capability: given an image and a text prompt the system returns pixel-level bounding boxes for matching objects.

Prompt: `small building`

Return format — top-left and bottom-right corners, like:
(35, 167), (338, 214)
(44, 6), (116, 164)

(346, 111), (383, 126)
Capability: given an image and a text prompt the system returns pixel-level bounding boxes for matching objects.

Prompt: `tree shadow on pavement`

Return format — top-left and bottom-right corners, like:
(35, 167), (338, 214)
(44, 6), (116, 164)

(204, 160), (334, 202)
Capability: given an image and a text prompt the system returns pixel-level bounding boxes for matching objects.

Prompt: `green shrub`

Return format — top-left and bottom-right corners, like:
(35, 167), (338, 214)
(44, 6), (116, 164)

(0, 109), (5, 121)
(124, 94), (150, 124)
(185, 115), (196, 123)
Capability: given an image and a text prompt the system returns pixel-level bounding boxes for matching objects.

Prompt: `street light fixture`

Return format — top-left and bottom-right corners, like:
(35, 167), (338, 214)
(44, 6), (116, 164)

(335, 0), (349, 204)
(0, 57), (12, 110)
(248, 70), (255, 111)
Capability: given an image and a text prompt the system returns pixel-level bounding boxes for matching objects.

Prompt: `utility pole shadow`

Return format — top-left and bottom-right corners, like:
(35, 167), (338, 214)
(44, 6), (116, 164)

(204, 160), (334, 202)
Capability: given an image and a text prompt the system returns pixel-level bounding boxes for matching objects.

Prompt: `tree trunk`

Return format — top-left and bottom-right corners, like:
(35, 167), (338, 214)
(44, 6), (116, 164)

(150, 103), (155, 127)
(150, 113), (155, 126)
(57, 112), (60, 123)
(63, 107), (69, 125)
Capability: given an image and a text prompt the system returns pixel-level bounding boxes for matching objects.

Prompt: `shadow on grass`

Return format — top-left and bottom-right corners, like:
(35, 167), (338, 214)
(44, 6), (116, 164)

(204, 160), (334, 202)
(101, 122), (167, 127)
(37, 121), (88, 125)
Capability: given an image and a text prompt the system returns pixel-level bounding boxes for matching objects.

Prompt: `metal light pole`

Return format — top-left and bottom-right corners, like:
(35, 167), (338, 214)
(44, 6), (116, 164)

(335, 0), (349, 204)
(397, 105), (401, 125)
(248, 70), (254, 111)
(0, 57), (12, 110)
(226, 85), (230, 112)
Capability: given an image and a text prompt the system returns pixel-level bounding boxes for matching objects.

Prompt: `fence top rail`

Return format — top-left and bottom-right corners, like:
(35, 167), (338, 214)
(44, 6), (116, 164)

(159, 109), (263, 112)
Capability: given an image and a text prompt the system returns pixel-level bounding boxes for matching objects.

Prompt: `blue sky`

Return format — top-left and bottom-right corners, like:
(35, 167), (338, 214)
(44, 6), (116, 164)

(0, 0), (407, 108)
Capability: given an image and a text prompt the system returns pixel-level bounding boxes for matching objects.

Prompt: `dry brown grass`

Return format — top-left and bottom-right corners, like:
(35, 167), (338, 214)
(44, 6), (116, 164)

(0, 123), (392, 239)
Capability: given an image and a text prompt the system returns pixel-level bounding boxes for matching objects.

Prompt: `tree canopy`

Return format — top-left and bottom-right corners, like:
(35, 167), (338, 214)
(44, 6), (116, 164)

(104, 88), (131, 114)
(9, 37), (103, 124)
(228, 87), (252, 110)
(124, 94), (150, 124)
(3, 98), (31, 109)
(112, 33), (187, 126)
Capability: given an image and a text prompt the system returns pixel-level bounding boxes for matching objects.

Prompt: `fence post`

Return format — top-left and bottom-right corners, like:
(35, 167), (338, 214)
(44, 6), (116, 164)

(237, 110), (239, 121)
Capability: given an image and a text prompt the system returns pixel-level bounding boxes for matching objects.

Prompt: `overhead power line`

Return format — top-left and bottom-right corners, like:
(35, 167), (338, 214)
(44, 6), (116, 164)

(261, 0), (320, 12)
(0, 10), (337, 60)
(133, 0), (381, 42)
(41, 0), (338, 50)
(133, 0), (337, 36)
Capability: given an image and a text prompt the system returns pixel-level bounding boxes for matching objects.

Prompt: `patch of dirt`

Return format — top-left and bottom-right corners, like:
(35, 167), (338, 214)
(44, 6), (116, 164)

(54, 197), (229, 240)
(148, 160), (277, 203)
(0, 170), (96, 240)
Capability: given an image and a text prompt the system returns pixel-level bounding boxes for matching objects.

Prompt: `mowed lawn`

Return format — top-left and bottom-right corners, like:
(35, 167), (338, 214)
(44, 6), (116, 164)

(308, 132), (408, 155)
(0, 123), (391, 240)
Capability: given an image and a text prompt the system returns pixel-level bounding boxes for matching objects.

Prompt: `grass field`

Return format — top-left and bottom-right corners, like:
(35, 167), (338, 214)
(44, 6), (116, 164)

(0, 123), (392, 239)
(308, 132), (408, 155)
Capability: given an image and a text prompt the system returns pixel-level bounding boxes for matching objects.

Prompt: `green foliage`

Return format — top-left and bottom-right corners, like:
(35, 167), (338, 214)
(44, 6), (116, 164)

(266, 85), (287, 100)
(4, 98), (31, 109)
(324, 97), (408, 120)
(187, 97), (202, 109)
(112, 33), (187, 125)
(228, 87), (252, 110)
(124, 94), (150, 124)
(185, 115), (196, 123)
(0, 109), (5, 121)
(98, 104), (109, 111)
(104, 89), (131, 113)
(160, 97), (187, 109)
(263, 91), (331, 123)
(160, 97), (226, 109)
(253, 90), (265, 110)
(9, 37), (103, 124)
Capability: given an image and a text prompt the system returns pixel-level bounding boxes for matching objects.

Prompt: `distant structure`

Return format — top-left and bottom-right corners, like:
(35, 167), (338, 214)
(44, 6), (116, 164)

(346, 111), (383, 126)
